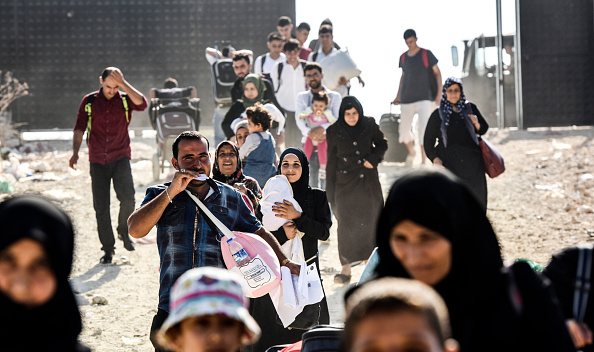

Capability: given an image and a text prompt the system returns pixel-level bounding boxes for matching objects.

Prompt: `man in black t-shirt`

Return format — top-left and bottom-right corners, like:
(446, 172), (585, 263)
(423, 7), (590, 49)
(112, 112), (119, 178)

(392, 29), (442, 166)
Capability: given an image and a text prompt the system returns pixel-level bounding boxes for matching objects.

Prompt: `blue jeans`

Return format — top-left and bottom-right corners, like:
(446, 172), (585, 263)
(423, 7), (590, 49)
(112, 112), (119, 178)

(90, 158), (135, 252)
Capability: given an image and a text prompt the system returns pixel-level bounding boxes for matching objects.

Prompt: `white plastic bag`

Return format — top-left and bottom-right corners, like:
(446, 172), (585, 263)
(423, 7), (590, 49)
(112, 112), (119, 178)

(320, 49), (362, 90)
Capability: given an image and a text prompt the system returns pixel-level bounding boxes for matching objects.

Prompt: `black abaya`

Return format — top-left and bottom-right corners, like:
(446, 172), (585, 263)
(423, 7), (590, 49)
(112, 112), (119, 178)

(424, 102), (489, 209)
(326, 96), (387, 265)
(246, 148), (332, 352)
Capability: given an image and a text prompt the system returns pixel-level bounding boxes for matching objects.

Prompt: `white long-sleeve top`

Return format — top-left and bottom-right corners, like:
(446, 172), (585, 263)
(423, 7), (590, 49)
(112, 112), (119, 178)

(294, 87), (342, 143)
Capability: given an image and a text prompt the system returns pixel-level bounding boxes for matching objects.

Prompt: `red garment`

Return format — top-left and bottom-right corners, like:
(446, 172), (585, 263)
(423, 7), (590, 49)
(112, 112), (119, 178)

(304, 139), (328, 165)
(299, 47), (312, 61)
(280, 340), (302, 352)
(74, 88), (147, 164)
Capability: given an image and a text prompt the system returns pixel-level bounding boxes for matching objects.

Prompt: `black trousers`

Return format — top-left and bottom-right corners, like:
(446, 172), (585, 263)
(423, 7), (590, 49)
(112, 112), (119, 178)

(150, 308), (172, 352)
(89, 158), (135, 252)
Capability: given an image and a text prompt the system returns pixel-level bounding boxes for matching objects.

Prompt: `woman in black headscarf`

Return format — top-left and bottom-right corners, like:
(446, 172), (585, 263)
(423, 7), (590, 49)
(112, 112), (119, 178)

(326, 95), (387, 284)
(0, 196), (90, 351)
(424, 77), (489, 210)
(212, 140), (262, 209)
(247, 147), (332, 352)
(373, 168), (575, 352)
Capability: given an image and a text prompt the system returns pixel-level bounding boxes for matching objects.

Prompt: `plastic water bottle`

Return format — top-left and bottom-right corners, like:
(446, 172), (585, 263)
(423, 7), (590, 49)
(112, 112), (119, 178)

(227, 238), (251, 266)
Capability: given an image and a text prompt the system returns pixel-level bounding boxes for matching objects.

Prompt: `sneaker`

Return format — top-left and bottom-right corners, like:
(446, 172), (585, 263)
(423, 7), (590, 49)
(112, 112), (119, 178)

(119, 234), (136, 251)
(100, 250), (114, 264)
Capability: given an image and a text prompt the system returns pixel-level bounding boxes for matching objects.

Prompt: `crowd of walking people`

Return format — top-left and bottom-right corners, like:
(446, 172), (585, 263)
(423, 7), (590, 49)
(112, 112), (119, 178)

(1, 14), (592, 352)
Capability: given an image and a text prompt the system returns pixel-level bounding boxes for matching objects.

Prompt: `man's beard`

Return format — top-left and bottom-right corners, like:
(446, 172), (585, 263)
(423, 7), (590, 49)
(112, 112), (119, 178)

(309, 80), (321, 89)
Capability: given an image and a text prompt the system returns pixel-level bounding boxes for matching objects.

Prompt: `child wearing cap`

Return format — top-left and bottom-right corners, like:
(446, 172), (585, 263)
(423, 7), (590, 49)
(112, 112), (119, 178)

(159, 267), (261, 352)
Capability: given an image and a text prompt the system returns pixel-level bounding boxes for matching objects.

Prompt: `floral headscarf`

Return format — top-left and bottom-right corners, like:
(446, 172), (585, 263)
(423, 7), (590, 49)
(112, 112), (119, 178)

(212, 141), (262, 202)
(438, 77), (477, 147)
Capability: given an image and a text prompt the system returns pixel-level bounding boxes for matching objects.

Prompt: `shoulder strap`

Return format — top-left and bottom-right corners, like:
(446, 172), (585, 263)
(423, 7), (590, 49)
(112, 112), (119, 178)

(299, 60), (307, 71)
(422, 48), (429, 69)
(185, 190), (235, 239)
(400, 52), (406, 66)
(84, 92), (98, 138)
(261, 54), (267, 72)
(275, 62), (284, 93)
(574, 247), (592, 322)
(312, 51), (318, 62)
(121, 93), (129, 122)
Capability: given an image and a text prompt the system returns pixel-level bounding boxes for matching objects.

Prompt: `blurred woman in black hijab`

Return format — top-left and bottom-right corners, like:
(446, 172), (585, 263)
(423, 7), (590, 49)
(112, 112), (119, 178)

(326, 96), (387, 284)
(0, 196), (90, 351)
(373, 169), (575, 352)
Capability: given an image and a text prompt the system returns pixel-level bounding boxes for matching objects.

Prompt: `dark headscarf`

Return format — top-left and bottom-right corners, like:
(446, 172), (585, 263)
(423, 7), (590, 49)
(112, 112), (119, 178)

(374, 169), (503, 292)
(212, 141), (244, 185)
(0, 196), (88, 351)
(337, 95), (365, 138)
(241, 73), (266, 109)
(278, 148), (310, 205)
(438, 77), (478, 148)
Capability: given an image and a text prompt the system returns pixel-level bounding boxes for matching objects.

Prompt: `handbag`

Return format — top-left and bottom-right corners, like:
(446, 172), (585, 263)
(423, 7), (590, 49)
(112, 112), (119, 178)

(185, 190), (281, 298)
(274, 257), (322, 330)
(467, 103), (505, 178)
(479, 137), (506, 178)
(271, 234), (323, 330)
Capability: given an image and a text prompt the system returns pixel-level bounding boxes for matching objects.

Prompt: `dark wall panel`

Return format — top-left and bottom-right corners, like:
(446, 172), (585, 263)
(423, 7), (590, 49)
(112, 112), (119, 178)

(520, 0), (594, 127)
(0, 0), (295, 130)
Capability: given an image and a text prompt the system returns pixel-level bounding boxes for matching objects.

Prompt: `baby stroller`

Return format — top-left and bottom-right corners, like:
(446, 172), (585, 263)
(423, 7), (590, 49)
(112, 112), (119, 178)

(209, 41), (237, 145)
(210, 41), (237, 105)
(149, 87), (200, 180)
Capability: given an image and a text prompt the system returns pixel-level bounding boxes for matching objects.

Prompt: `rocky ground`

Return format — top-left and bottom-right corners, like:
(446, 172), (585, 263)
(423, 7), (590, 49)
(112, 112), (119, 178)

(0, 126), (592, 351)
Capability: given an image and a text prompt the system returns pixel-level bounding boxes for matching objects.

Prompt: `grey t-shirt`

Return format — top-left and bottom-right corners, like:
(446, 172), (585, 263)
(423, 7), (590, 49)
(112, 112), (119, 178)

(399, 49), (438, 104)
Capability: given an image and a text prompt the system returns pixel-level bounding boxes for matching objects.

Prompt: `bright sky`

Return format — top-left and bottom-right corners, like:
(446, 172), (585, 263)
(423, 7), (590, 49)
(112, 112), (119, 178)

(296, 0), (516, 120)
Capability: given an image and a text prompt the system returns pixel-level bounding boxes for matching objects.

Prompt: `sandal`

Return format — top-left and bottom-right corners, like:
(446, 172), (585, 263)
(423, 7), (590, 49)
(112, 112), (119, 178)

(334, 273), (352, 284)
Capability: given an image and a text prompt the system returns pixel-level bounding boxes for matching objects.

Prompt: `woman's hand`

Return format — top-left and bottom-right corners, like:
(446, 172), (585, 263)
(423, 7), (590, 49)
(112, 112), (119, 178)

(566, 319), (593, 348)
(363, 160), (373, 169)
(273, 200), (301, 220)
(282, 221), (298, 240)
(468, 114), (481, 131)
